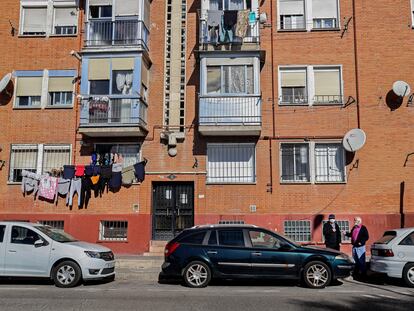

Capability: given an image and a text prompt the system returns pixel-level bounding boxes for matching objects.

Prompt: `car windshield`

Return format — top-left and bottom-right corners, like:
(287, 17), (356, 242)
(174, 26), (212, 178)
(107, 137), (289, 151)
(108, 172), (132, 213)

(375, 231), (397, 244)
(35, 225), (78, 243)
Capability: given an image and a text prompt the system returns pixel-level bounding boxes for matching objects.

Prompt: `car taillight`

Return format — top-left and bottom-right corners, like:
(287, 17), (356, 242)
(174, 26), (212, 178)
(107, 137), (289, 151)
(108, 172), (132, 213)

(375, 249), (394, 257)
(165, 242), (180, 257)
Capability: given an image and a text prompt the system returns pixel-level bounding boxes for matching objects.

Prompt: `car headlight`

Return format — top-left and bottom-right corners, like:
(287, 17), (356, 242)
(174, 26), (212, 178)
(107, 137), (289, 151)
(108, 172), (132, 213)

(85, 251), (102, 259)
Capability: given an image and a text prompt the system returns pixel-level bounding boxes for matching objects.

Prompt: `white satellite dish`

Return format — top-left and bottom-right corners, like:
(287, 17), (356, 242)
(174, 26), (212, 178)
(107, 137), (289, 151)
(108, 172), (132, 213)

(392, 81), (411, 97)
(0, 73), (12, 96)
(343, 129), (366, 152)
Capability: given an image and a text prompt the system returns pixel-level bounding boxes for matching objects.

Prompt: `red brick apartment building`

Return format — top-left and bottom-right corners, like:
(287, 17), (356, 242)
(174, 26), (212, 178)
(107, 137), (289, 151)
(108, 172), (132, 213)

(0, 0), (413, 254)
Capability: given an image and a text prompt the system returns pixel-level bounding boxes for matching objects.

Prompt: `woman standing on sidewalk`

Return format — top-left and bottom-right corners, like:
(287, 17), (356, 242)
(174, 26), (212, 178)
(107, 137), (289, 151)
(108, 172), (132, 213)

(345, 217), (369, 279)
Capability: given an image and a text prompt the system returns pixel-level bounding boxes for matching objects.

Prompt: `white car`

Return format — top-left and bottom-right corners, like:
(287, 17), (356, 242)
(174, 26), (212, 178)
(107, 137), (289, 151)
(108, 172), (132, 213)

(0, 222), (115, 288)
(370, 227), (414, 287)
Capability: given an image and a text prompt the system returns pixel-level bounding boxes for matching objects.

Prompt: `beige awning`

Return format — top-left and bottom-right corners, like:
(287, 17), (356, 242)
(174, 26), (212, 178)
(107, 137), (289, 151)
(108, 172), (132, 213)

(48, 77), (74, 92)
(141, 61), (149, 87)
(88, 58), (111, 80)
(23, 7), (47, 33)
(54, 7), (78, 27)
(280, 70), (306, 87)
(112, 58), (135, 71)
(16, 77), (43, 96)
(314, 69), (341, 96)
(115, 0), (139, 16)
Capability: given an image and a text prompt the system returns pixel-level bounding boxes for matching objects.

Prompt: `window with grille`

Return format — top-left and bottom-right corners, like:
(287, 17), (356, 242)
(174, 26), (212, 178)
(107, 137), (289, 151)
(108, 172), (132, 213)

(207, 143), (256, 183)
(313, 67), (342, 104)
(99, 221), (128, 241)
(279, 68), (307, 104)
(53, 7), (78, 35)
(9, 145), (38, 182)
(314, 143), (345, 182)
(49, 92), (73, 106)
(42, 145), (71, 174)
(280, 143), (310, 182)
(207, 65), (254, 95)
(95, 143), (141, 168)
(279, 0), (305, 30)
(284, 220), (311, 242)
(322, 220), (350, 242)
(39, 220), (65, 230)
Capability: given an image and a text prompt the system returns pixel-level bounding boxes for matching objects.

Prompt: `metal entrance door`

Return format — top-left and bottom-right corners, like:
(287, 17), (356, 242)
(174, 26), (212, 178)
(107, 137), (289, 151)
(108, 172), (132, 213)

(152, 183), (194, 240)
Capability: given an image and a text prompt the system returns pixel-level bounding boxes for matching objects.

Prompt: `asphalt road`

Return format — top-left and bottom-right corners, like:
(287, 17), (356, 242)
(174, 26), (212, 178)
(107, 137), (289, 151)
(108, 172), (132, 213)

(0, 277), (413, 311)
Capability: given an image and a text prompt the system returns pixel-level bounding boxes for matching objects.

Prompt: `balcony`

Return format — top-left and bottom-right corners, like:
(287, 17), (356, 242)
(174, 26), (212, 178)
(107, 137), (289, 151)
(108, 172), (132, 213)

(84, 19), (149, 51)
(79, 97), (148, 137)
(199, 95), (261, 136)
(199, 10), (260, 50)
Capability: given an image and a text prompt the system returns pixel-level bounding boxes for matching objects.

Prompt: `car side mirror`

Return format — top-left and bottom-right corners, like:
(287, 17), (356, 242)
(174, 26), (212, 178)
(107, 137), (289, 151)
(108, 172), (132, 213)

(34, 239), (46, 248)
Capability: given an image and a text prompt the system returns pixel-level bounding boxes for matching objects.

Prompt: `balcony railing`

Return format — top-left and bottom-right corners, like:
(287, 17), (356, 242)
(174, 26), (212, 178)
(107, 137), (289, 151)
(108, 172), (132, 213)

(85, 19), (149, 49)
(199, 10), (259, 45)
(313, 95), (343, 105)
(199, 95), (261, 125)
(80, 96), (147, 127)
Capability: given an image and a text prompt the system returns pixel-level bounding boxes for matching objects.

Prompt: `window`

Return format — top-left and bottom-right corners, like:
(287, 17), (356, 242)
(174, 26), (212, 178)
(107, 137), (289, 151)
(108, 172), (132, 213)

(9, 144), (71, 182)
(279, 0), (305, 30)
(218, 230), (245, 247)
(11, 226), (42, 245)
(322, 220), (350, 242)
(284, 220), (311, 242)
(0, 225), (5, 243)
(279, 66), (342, 106)
(53, 7), (78, 35)
(180, 232), (207, 245)
(209, 0), (251, 10)
(38, 220), (65, 230)
(207, 143), (256, 183)
(249, 230), (281, 249)
(89, 5), (112, 18)
(313, 18), (337, 29)
(400, 232), (414, 246)
(90, 80), (110, 95)
(208, 230), (218, 245)
(99, 221), (128, 241)
(314, 143), (345, 182)
(17, 96), (41, 107)
(312, 0), (338, 29)
(15, 76), (42, 108)
(375, 231), (397, 244)
(207, 65), (254, 95)
(112, 70), (133, 95)
(42, 145), (71, 174)
(21, 7), (47, 35)
(280, 144), (310, 182)
(95, 143), (141, 168)
(9, 145), (38, 183)
(313, 67), (342, 104)
(49, 92), (73, 106)
(279, 68), (307, 104)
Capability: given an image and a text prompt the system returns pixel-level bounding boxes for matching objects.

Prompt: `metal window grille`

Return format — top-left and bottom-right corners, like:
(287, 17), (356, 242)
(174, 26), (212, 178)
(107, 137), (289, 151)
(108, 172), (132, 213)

(49, 92), (73, 106)
(9, 145), (38, 182)
(284, 220), (311, 242)
(218, 220), (245, 225)
(280, 143), (310, 182)
(314, 143), (345, 182)
(99, 221), (128, 241)
(322, 220), (350, 242)
(42, 145), (71, 174)
(54, 26), (77, 35)
(39, 220), (65, 230)
(17, 96), (41, 107)
(207, 144), (256, 183)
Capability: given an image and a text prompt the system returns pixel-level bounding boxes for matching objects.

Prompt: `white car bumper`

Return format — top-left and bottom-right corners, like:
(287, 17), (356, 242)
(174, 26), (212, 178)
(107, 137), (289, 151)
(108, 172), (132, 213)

(370, 257), (405, 278)
(79, 257), (116, 280)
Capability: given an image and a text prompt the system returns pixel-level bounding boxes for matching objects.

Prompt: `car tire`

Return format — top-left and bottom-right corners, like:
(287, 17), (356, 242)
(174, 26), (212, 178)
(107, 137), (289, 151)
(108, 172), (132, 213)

(52, 261), (82, 288)
(183, 261), (211, 288)
(403, 263), (414, 288)
(302, 261), (332, 289)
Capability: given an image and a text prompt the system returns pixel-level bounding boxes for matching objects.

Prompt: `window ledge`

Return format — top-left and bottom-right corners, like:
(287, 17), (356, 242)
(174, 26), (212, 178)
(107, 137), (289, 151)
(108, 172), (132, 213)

(314, 181), (346, 185)
(45, 105), (74, 109)
(311, 28), (341, 32)
(312, 103), (343, 107)
(206, 182), (257, 185)
(277, 29), (308, 33)
(18, 34), (47, 38)
(13, 106), (42, 110)
(49, 34), (78, 38)
(278, 103), (310, 107)
(7, 182), (22, 185)
(280, 181), (311, 185)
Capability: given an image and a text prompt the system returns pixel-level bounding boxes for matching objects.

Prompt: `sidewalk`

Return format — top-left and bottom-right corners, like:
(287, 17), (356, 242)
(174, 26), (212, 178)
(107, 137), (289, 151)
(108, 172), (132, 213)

(115, 255), (164, 281)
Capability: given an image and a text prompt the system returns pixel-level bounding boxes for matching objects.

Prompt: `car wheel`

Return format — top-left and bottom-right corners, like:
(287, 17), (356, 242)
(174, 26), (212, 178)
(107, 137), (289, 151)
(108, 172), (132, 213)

(403, 263), (414, 288)
(183, 261), (211, 288)
(52, 261), (82, 288)
(303, 261), (332, 289)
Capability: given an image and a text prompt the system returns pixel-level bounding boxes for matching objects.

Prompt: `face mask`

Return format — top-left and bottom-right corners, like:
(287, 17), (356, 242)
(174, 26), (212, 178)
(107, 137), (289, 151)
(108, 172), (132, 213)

(329, 219), (335, 223)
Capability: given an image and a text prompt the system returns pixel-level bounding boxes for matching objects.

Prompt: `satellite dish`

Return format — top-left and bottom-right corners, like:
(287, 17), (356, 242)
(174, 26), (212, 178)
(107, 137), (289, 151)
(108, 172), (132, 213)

(0, 73), (12, 96)
(392, 81), (411, 97)
(343, 129), (366, 152)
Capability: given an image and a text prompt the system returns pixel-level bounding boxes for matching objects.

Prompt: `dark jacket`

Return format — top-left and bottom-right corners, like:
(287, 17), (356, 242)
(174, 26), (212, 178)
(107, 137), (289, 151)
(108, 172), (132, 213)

(323, 222), (341, 248)
(346, 225), (369, 247)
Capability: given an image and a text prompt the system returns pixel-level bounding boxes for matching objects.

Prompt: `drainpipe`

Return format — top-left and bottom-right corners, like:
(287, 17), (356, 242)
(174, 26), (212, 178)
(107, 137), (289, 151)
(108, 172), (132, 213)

(352, 0), (361, 129)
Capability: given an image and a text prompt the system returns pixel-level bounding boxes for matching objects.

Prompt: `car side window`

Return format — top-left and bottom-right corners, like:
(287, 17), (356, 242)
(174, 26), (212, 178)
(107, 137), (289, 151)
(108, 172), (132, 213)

(249, 230), (281, 249)
(11, 226), (41, 245)
(179, 231), (206, 245)
(208, 230), (218, 245)
(0, 225), (5, 243)
(218, 230), (245, 247)
(400, 232), (414, 246)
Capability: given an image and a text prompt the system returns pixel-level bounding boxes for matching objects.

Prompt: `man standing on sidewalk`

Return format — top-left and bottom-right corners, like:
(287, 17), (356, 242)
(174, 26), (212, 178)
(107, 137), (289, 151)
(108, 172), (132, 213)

(346, 216), (369, 279)
(323, 214), (341, 250)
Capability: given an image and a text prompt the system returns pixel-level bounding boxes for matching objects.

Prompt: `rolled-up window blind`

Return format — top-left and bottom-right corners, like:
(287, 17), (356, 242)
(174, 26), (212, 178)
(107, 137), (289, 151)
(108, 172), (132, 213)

(88, 58), (111, 80)
(314, 69), (340, 96)
(279, 0), (305, 15)
(48, 77), (74, 92)
(115, 0), (139, 16)
(312, 0), (337, 18)
(112, 58), (135, 70)
(22, 7), (47, 33)
(280, 70), (306, 87)
(54, 7), (78, 26)
(16, 77), (43, 96)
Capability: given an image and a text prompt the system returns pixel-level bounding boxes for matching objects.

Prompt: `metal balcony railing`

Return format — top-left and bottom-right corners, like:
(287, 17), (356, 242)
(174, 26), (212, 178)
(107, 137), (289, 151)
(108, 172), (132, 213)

(199, 10), (259, 45)
(279, 95), (309, 105)
(279, 16), (306, 30)
(85, 19), (149, 49)
(199, 95), (261, 125)
(313, 95), (343, 105)
(80, 97), (147, 127)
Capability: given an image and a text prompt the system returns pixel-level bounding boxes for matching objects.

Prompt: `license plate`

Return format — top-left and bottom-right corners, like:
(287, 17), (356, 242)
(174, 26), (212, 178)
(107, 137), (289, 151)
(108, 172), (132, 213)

(371, 249), (378, 256)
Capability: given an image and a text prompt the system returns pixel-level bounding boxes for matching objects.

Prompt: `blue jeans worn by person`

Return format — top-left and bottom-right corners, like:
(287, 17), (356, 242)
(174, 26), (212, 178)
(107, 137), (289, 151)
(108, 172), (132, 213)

(352, 245), (366, 275)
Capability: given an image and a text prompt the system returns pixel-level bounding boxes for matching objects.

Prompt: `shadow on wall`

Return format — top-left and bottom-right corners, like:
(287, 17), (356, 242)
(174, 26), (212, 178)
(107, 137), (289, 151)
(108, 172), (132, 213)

(385, 90), (404, 111)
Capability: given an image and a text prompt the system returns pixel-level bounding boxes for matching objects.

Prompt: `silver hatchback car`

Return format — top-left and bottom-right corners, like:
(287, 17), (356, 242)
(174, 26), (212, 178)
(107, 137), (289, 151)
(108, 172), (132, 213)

(370, 227), (414, 287)
(0, 222), (115, 287)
